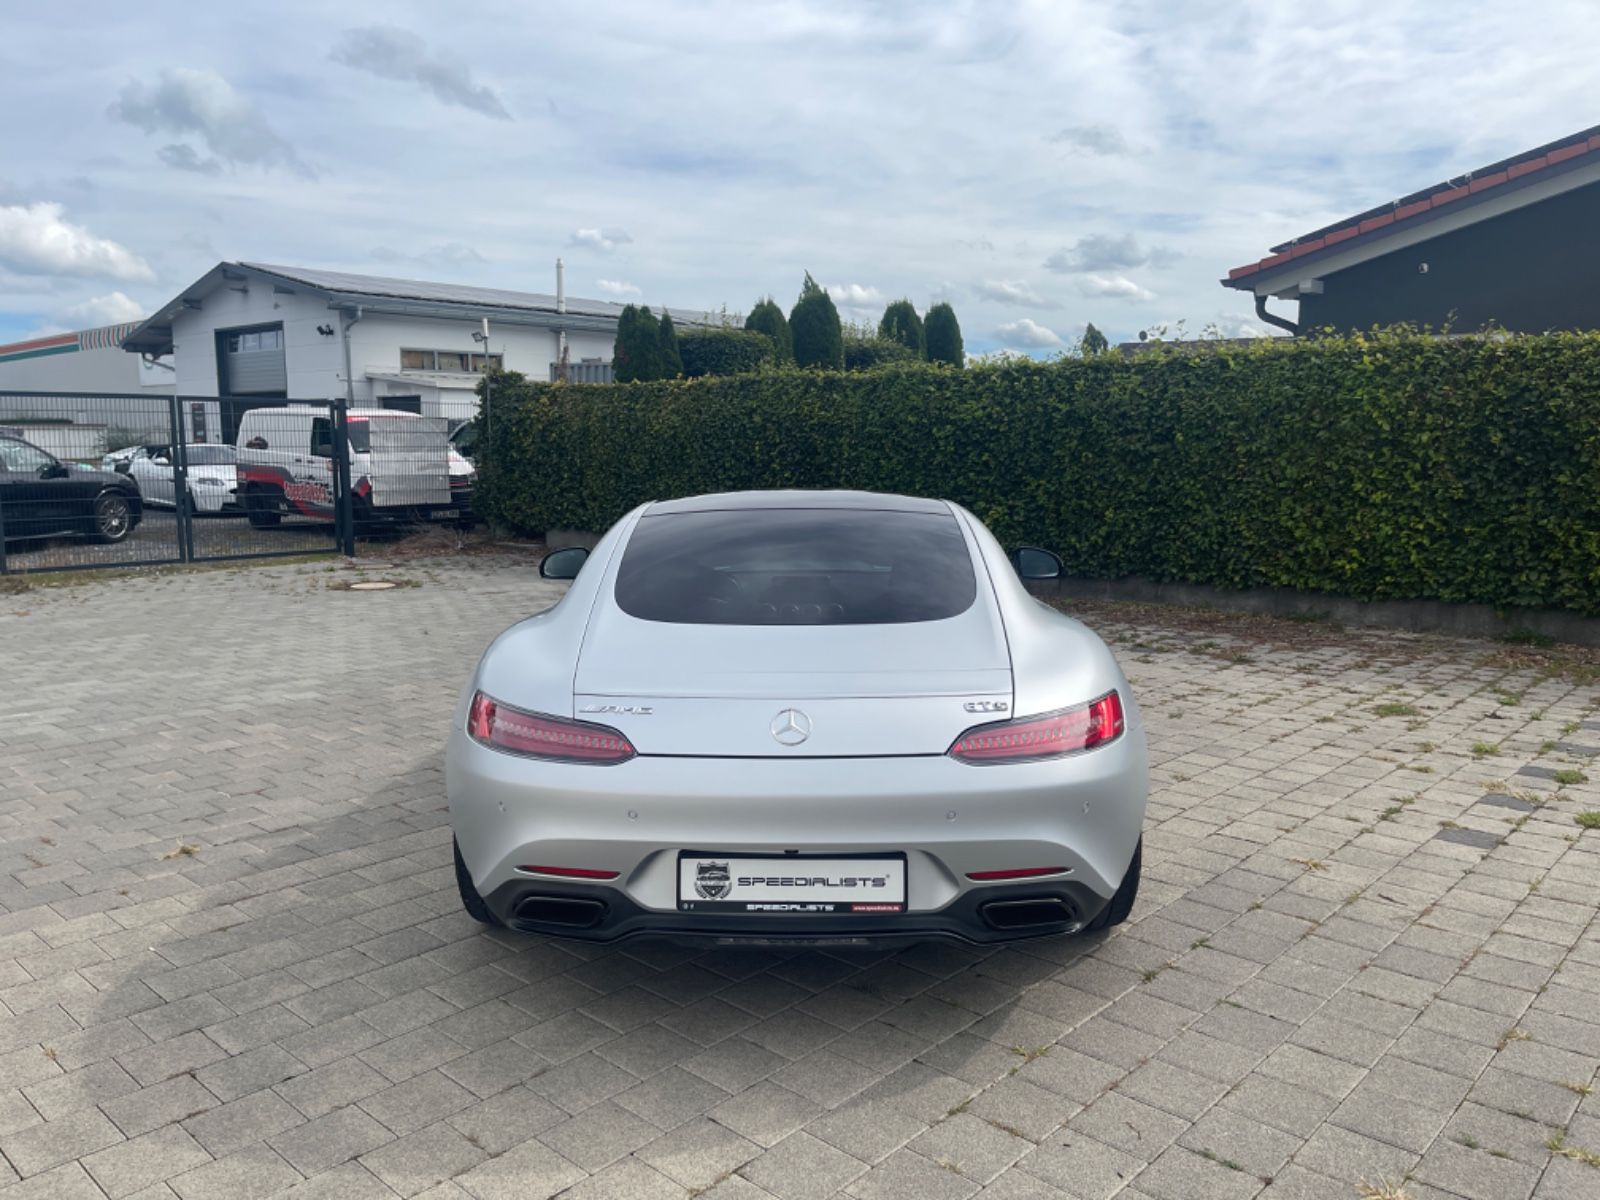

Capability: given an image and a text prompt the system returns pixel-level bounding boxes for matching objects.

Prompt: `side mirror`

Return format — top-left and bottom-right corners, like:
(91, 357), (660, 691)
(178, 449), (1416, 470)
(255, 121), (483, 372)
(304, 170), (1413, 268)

(114, 461), (131, 474)
(153, 456), (170, 467)
(539, 546), (590, 580)
(1009, 546), (1063, 580)
(41, 462), (69, 480)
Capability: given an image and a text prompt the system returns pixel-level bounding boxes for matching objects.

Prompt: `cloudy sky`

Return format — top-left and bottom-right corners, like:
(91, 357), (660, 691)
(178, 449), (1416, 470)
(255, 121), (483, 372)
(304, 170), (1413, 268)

(2, 1), (1595, 355)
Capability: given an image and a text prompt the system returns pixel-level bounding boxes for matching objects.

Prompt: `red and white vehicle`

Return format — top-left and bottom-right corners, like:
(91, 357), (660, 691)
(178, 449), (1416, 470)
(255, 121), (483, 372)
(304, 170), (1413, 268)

(235, 406), (473, 528)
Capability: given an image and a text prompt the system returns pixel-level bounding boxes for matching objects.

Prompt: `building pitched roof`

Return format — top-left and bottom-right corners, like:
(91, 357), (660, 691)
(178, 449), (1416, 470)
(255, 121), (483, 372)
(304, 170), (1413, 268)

(121, 261), (712, 355)
(1223, 124), (1600, 291)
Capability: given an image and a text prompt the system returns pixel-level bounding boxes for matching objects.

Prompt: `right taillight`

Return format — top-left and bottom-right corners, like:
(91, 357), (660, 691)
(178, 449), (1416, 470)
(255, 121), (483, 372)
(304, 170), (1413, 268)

(467, 691), (635, 763)
(949, 690), (1124, 763)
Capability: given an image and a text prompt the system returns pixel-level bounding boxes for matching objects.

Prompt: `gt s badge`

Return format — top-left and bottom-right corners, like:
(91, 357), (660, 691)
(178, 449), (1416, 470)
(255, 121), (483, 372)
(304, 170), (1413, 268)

(694, 861), (732, 900)
(580, 704), (653, 715)
(963, 700), (1009, 713)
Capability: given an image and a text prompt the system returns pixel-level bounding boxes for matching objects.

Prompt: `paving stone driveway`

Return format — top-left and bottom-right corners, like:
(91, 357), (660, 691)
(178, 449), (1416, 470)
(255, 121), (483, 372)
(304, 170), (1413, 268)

(2, 557), (1598, 1200)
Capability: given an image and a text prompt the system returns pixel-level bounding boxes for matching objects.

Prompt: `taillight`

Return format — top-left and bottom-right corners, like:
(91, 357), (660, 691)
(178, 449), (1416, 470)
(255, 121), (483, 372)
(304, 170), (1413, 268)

(949, 690), (1124, 763)
(467, 692), (635, 763)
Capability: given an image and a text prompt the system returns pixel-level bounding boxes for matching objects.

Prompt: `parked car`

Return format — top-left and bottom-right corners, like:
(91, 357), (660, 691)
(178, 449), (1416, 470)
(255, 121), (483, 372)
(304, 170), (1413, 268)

(235, 407), (460, 529)
(126, 444), (240, 514)
(0, 433), (143, 544)
(446, 490), (1147, 945)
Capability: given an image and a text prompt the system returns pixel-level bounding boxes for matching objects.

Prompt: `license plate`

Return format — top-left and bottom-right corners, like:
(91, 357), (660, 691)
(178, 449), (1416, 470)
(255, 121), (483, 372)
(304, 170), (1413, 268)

(677, 854), (906, 914)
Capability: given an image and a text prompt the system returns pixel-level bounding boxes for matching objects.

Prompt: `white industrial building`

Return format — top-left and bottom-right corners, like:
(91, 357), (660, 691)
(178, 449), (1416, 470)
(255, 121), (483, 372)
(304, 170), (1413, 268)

(121, 261), (693, 423)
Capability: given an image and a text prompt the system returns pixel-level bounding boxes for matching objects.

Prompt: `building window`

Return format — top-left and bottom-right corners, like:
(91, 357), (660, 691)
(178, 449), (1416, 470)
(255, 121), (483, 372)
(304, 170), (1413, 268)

(400, 348), (504, 373)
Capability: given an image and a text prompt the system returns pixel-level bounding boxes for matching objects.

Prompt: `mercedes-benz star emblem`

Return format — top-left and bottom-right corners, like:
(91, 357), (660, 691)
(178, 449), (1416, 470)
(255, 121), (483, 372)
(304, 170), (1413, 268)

(770, 708), (812, 746)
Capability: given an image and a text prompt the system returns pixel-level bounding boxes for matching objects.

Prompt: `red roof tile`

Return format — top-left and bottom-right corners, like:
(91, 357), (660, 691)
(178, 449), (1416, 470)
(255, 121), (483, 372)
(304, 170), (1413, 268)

(1223, 124), (1600, 285)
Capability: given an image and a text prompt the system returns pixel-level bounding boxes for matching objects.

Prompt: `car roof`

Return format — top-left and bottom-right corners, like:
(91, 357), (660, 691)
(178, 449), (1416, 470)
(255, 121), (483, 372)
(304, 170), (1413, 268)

(646, 489), (949, 515)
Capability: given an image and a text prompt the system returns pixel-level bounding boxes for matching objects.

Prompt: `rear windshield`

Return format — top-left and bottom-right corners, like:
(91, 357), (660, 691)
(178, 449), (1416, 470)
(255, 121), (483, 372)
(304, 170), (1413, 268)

(614, 508), (977, 625)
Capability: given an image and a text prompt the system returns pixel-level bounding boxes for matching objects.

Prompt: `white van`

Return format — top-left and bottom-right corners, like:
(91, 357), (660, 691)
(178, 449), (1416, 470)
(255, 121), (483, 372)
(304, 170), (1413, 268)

(235, 406), (473, 528)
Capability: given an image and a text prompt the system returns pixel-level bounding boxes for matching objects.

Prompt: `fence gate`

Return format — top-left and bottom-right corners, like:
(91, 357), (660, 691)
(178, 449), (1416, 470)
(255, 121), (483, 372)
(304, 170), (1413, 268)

(0, 392), (357, 574)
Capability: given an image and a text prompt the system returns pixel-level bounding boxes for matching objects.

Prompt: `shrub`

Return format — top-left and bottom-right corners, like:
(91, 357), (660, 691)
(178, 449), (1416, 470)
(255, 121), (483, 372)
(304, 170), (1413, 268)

(878, 300), (924, 355)
(790, 273), (843, 369)
(843, 336), (919, 371)
(475, 328), (1600, 617)
(924, 302), (964, 366)
(657, 311), (682, 379)
(613, 304), (664, 382)
(678, 328), (777, 377)
(745, 298), (792, 363)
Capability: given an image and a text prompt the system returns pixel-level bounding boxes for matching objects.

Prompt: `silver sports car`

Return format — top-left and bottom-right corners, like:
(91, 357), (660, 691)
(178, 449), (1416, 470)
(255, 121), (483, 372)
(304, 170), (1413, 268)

(447, 490), (1147, 945)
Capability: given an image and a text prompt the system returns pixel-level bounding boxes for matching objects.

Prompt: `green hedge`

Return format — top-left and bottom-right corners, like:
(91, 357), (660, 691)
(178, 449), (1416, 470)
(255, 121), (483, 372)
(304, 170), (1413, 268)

(843, 336), (920, 371)
(678, 328), (776, 377)
(477, 329), (1600, 615)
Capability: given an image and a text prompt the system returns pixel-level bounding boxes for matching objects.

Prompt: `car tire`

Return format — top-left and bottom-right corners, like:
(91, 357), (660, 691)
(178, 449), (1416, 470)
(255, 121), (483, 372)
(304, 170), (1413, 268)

(92, 492), (133, 544)
(245, 488), (282, 528)
(1085, 837), (1141, 931)
(454, 838), (501, 927)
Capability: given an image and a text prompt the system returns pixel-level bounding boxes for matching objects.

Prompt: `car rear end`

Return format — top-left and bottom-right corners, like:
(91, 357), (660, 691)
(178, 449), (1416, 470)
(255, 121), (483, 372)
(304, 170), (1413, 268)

(447, 495), (1147, 945)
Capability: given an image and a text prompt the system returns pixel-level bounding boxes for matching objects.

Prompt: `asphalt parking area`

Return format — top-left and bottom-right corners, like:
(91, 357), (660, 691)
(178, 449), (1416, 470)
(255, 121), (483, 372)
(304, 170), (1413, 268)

(1, 557), (1597, 1200)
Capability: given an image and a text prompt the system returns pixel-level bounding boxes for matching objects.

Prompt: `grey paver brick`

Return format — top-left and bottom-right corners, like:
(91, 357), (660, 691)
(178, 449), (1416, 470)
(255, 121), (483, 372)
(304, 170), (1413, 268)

(358, 1120), (486, 1197)
(0, 1104), (125, 1177)
(452, 1135), (584, 1200)
(170, 1142), (302, 1200)
(445, 1084), (565, 1154)
(739, 1130), (867, 1199)
(277, 1056), (390, 1119)
(359, 1070), (476, 1136)
(101, 1073), (220, 1138)
(82, 1124), (212, 1199)
(637, 1116), (764, 1190)
(844, 1147), (978, 1200)
(270, 1104), (395, 1176)
(182, 1088), (307, 1157)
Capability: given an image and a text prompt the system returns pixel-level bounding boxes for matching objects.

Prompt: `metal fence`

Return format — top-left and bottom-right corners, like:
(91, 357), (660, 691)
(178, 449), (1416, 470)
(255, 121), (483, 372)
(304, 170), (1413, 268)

(0, 392), (470, 574)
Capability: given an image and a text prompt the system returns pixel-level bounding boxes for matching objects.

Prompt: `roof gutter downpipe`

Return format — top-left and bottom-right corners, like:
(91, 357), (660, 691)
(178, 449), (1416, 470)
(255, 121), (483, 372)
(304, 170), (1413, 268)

(1255, 294), (1299, 337)
(341, 304), (364, 407)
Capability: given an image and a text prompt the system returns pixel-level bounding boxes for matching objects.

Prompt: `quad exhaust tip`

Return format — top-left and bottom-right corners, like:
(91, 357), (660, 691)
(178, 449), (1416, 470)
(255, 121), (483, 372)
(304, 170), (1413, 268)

(514, 895), (607, 928)
(980, 896), (1076, 930)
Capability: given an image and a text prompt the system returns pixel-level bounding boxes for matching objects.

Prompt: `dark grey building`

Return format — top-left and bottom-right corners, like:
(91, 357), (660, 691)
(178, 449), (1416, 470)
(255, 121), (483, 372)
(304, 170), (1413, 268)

(1223, 125), (1600, 335)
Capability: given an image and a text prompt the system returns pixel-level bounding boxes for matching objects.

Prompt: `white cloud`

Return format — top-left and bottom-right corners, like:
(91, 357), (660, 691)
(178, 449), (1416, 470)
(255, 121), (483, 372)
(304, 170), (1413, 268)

(825, 283), (883, 306)
(109, 67), (312, 177)
(332, 26), (510, 119)
(569, 228), (633, 253)
(1047, 124), (1128, 155)
(0, 203), (154, 282)
(1076, 274), (1156, 302)
(1043, 234), (1176, 274)
(974, 279), (1051, 307)
(595, 278), (640, 297)
(994, 318), (1062, 348)
(60, 291), (146, 327)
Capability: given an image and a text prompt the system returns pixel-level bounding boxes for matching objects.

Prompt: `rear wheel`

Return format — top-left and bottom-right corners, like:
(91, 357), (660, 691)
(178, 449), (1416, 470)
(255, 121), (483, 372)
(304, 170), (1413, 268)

(454, 839), (500, 926)
(1085, 837), (1141, 931)
(92, 493), (133, 543)
(246, 487), (281, 528)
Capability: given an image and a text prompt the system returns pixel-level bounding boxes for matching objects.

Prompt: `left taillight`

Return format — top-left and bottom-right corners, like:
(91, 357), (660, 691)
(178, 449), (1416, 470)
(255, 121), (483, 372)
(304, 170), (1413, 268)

(467, 691), (635, 764)
(948, 690), (1125, 764)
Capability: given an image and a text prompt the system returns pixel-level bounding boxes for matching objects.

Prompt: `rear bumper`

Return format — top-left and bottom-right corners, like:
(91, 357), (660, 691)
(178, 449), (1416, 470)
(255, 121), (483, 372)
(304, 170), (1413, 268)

(447, 718), (1147, 944)
(484, 874), (1110, 945)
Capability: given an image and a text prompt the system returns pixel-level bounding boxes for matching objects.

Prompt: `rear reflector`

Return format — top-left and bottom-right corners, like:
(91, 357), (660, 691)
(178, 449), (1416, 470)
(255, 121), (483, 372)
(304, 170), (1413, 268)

(966, 866), (1068, 881)
(468, 692), (635, 763)
(949, 690), (1124, 763)
(518, 865), (621, 880)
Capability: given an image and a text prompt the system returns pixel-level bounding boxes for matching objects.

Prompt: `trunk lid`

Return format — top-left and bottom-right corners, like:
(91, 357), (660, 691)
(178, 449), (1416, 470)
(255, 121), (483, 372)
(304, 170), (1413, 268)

(573, 602), (1011, 757)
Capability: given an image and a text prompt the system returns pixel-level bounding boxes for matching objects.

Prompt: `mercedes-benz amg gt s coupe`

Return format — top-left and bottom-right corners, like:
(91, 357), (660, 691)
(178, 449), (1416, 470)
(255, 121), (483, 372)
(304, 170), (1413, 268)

(447, 490), (1147, 945)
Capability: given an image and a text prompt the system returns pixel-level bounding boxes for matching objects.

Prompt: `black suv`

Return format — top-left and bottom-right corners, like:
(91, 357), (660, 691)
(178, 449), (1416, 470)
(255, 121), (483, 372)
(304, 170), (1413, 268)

(0, 434), (143, 544)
